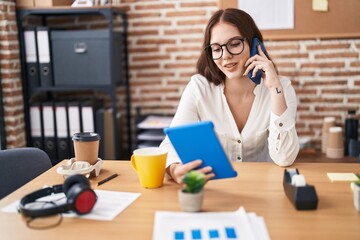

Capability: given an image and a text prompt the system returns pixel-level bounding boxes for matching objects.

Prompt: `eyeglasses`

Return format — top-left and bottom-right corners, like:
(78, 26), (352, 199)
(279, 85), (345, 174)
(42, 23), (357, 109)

(205, 37), (246, 60)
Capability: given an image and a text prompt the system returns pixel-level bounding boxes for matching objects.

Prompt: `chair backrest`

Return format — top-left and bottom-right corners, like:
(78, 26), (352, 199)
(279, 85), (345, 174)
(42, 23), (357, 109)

(0, 147), (52, 199)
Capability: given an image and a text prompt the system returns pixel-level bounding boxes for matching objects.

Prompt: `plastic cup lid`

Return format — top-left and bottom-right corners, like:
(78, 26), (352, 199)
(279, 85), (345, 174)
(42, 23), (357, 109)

(72, 132), (101, 142)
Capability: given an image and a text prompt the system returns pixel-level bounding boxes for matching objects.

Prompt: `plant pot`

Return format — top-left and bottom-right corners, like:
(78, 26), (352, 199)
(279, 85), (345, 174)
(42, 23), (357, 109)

(178, 189), (204, 212)
(354, 183), (360, 212)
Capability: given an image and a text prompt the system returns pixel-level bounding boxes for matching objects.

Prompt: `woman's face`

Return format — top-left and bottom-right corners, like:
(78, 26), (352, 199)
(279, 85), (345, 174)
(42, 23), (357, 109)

(210, 22), (250, 81)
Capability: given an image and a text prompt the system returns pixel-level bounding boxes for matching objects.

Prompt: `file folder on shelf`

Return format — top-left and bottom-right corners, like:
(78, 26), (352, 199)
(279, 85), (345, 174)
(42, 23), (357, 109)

(95, 108), (105, 159)
(55, 102), (70, 162)
(36, 27), (53, 87)
(29, 103), (43, 149)
(24, 27), (40, 93)
(81, 100), (101, 133)
(95, 108), (122, 159)
(67, 102), (81, 157)
(104, 109), (117, 159)
(42, 102), (58, 165)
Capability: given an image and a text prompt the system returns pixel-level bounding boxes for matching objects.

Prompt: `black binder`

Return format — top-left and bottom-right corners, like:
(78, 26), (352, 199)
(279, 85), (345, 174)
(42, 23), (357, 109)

(55, 102), (71, 161)
(42, 102), (58, 165)
(24, 27), (40, 93)
(36, 27), (53, 87)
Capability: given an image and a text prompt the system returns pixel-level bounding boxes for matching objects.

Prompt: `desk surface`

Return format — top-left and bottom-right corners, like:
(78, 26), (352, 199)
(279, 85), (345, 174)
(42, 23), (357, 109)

(0, 161), (359, 240)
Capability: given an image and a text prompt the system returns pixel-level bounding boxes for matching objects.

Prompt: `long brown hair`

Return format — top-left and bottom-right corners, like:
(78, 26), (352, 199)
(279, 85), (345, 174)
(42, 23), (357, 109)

(196, 8), (275, 85)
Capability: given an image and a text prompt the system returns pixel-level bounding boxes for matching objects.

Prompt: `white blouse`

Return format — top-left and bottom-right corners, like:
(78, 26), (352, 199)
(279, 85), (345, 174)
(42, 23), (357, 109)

(160, 74), (299, 168)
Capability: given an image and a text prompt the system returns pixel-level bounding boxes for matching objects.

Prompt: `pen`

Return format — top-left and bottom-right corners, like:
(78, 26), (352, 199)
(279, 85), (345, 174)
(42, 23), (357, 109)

(97, 173), (119, 186)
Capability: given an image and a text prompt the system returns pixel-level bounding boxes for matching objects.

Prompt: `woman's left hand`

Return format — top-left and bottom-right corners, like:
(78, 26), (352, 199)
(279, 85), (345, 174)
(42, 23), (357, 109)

(243, 44), (281, 89)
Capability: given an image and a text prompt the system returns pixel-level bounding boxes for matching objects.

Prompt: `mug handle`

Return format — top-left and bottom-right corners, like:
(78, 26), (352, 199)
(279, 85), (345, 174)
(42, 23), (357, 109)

(131, 155), (137, 172)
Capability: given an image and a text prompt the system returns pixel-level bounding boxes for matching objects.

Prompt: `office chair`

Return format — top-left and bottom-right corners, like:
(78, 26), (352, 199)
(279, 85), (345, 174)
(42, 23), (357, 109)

(0, 147), (52, 199)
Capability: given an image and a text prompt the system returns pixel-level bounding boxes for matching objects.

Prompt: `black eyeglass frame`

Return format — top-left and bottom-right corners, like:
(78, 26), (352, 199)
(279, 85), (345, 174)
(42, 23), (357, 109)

(204, 37), (246, 60)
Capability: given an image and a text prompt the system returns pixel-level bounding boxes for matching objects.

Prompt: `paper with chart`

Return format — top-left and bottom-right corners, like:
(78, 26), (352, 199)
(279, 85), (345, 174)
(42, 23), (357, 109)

(153, 207), (270, 240)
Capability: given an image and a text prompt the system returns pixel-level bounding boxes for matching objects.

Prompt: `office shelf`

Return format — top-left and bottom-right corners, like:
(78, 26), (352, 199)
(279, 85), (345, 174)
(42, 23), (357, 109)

(135, 111), (172, 150)
(16, 7), (131, 162)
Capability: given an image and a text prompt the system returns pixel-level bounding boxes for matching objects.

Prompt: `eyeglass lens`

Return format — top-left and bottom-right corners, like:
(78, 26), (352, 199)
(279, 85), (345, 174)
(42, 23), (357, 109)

(209, 38), (245, 60)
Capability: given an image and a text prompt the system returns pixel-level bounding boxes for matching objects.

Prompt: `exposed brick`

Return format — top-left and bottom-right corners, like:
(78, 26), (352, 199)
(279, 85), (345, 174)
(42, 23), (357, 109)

(164, 28), (204, 35)
(132, 96), (162, 102)
(300, 62), (345, 68)
(137, 72), (174, 78)
(129, 63), (160, 70)
(350, 61), (360, 67)
(128, 12), (161, 19)
(136, 39), (176, 45)
(297, 106), (310, 111)
(180, 2), (218, 8)
(132, 21), (171, 27)
(299, 97), (343, 103)
(315, 52), (358, 59)
(314, 106), (352, 112)
(132, 55), (171, 62)
(271, 53), (309, 59)
(128, 30), (159, 36)
(177, 19), (209, 26)
(131, 80), (162, 86)
(165, 10), (207, 17)
(303, 80), (347, 86)
(128, 46), (159, 53)
(181, 37), (203, 43)
(278, 70), (315, 77)
(321, 89), (360, 94)
(296, 89), (317, 95)
(348, 98), (360, 103)
(134, 3), (175, 10)
(166, 46), (202, 52)
(266, 44), (300, 51)
(175, 55), (199, 61)
(319, 71), (360, 77)
(276, 62), (296, 68)
(165, 96), (181, 101)
(164, 63), (195, 69)
(168, 80), (190, 86)
(141, 87), (179, 94)
(306, 43), (351, 50)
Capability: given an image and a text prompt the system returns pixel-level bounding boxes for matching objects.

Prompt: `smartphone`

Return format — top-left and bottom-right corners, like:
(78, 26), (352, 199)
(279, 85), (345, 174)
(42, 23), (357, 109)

(248, 37), (266, 85)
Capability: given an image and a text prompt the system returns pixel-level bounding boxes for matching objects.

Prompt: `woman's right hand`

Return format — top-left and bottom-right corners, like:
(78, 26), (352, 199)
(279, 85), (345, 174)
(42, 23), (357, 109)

(167, 160), (215, 184)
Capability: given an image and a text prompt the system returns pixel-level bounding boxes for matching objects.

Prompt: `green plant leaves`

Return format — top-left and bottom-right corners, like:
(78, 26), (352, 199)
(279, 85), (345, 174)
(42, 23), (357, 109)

(183, 170), (206, 193)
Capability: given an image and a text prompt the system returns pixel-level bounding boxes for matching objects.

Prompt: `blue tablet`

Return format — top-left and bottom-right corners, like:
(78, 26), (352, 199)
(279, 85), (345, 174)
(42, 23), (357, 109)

(164, 121), (237, 180)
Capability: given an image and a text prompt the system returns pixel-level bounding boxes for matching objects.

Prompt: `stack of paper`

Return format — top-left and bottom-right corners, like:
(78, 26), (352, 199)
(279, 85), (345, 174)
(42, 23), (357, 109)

(137, 115), (173, 148)
(1, 190), (140, 221)
(137, 115), (173, 129)
(153, 207), (269, 240)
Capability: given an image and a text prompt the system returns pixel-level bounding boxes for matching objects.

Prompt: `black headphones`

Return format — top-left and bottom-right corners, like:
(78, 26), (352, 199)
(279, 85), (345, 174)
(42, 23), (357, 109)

(19, 174), (97, 218)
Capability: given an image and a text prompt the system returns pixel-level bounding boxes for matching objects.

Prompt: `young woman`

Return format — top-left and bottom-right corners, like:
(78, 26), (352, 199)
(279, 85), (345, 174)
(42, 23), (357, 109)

(160, 8), (299, 184)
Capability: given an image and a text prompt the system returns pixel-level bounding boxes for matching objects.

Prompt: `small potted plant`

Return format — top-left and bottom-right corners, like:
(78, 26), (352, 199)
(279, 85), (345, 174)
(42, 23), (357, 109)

(178, 170), (206, 212)
(353, 179), (360, 212)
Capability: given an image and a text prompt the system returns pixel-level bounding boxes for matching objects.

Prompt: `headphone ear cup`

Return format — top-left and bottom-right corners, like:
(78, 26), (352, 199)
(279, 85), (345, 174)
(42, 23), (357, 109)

(66, 183), (97, 215)
(63, 174), (90, 195)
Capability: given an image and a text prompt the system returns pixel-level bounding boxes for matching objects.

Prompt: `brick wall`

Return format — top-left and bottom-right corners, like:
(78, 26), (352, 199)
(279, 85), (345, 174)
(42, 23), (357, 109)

(1, 0), (359, 150)
(0, 0), (26, 148)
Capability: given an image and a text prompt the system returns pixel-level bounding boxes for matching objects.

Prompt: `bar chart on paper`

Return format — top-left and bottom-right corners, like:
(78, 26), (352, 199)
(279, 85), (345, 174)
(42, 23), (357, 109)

(153, 208), (268, 240)
(173, 227), (238, 239)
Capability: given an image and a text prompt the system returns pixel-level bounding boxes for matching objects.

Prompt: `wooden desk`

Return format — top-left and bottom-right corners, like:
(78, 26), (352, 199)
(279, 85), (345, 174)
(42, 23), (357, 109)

(0, 161), (359, 239)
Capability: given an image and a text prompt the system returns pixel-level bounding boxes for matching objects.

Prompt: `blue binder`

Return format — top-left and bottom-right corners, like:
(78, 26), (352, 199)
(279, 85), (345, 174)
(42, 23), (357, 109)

(164, 121), (237, 180)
